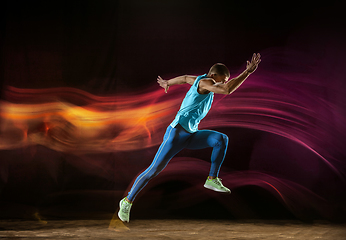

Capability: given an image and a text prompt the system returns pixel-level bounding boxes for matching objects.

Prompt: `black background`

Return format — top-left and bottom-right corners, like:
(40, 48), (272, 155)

(1, 0), (345, 221)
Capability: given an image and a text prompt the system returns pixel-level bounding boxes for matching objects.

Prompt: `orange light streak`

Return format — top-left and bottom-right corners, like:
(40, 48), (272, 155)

(0, 86), (184, 153)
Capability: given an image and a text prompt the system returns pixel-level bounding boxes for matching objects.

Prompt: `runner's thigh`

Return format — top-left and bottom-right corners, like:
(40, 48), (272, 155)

(186, 130), (227, 150)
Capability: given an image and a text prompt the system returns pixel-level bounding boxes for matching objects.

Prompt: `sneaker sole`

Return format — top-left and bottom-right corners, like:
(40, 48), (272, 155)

(204, 184), (231, 194)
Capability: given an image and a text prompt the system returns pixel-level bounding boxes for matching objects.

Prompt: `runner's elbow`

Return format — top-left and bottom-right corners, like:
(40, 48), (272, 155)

(223, 87), (232, 95)
(215, 87), (231, 95)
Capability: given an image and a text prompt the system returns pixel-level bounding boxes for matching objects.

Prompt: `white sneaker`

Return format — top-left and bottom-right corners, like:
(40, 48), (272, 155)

(118, 197), (132, 222)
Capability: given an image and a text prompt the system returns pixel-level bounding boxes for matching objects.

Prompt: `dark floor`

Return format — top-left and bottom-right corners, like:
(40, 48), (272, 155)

(0, 219), (345, 240)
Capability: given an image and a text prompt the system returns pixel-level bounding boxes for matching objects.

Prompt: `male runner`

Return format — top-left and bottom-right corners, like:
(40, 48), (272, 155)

(118, 53), (261, 222)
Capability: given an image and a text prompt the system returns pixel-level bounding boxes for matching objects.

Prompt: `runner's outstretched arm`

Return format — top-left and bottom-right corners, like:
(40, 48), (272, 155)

(157, 75), (197, 93)
(199, 53), (261, 95)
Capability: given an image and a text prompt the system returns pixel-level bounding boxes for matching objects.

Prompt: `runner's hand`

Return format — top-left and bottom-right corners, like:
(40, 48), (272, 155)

(157, 76), (169, 93)
(246, 53), (261, 73)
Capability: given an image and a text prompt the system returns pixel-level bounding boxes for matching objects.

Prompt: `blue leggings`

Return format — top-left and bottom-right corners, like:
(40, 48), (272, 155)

(127, 124), (229, 201)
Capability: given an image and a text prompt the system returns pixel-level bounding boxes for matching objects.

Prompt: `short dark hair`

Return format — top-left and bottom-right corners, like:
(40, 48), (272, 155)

(208, 63), (230, 78)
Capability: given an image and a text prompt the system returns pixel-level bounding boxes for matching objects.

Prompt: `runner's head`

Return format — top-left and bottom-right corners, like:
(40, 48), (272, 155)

(208, 63), (230, 83)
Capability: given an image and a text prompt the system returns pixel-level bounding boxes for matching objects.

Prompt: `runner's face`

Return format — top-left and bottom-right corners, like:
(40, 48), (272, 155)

(212, 74), (228, 83)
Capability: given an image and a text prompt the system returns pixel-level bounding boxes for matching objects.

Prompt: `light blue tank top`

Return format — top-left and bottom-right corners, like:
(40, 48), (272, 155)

(170, 74), (214, 133)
